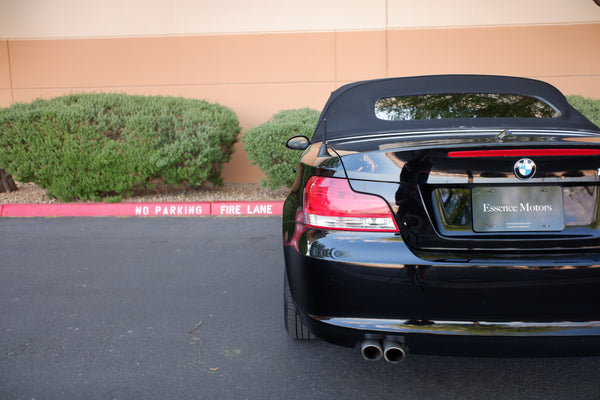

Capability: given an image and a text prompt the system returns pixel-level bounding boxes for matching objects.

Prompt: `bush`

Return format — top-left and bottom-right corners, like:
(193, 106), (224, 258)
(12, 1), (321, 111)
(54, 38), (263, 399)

(243, 108), (319, 189)
(0, 93), (240, 201)
(567, 95), (600, 128)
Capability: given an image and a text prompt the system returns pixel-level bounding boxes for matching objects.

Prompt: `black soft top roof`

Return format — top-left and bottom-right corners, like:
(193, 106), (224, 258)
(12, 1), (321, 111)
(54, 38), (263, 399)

(312, 75), (599, 142)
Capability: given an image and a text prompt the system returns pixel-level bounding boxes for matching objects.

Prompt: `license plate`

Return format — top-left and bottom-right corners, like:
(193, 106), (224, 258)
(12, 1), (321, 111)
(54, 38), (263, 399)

(472, 186), (564, 232)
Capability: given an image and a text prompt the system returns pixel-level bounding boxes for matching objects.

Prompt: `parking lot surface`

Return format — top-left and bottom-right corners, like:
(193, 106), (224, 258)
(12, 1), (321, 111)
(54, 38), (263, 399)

(1, 217), (599, 399)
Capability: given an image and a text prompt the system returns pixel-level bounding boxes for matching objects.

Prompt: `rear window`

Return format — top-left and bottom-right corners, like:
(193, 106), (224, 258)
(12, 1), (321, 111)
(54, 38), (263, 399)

(375, 93), (559, 121)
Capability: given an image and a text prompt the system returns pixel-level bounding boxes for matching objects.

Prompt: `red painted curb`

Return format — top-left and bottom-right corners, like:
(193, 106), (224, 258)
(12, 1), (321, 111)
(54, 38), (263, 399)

(0, 201), (284, 218)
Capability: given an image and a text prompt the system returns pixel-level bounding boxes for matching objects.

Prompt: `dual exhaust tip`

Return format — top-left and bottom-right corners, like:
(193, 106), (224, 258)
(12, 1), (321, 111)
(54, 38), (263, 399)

(361, 339), (407, 364)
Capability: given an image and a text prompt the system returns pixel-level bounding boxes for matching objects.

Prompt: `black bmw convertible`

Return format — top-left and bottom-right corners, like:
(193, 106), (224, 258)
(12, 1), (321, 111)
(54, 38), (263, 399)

(282, 75), (600, 362)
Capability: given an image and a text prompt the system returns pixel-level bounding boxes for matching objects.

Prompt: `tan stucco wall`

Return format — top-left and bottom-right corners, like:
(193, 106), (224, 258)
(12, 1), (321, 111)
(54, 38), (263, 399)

(0, 40), (11, 106)
(2, 0), (599, 38)
(1, 1), (599, 182)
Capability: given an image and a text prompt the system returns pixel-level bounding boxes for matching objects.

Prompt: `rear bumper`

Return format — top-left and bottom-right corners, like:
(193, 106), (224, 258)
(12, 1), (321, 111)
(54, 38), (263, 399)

(283, 228), (600, 355)
(313, 317), (600, 337)
(303, 313), (600, 356)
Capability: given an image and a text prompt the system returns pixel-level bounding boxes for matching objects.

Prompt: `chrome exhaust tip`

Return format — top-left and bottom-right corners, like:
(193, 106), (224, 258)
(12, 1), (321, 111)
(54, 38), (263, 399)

(383, 340), (407, 364)
(360, 339), (383, 361)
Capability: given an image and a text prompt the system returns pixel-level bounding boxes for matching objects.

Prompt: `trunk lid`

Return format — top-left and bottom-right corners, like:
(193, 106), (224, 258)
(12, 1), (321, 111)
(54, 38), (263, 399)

(333, 129), (600, 257)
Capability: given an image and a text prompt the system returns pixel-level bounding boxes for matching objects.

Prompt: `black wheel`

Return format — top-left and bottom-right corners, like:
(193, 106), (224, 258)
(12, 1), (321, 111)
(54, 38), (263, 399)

(284, 271), (315, 340)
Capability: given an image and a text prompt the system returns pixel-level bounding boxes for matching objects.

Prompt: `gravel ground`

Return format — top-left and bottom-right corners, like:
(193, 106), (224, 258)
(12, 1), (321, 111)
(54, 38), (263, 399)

(0, 181), (288, 204)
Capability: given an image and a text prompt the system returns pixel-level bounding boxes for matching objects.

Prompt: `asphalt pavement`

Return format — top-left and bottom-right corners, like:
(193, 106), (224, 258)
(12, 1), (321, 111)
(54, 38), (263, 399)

(1, 217), (599, 400)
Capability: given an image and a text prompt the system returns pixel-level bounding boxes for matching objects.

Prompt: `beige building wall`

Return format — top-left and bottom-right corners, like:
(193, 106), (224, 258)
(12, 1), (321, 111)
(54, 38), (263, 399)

(1, 0), (600, 182)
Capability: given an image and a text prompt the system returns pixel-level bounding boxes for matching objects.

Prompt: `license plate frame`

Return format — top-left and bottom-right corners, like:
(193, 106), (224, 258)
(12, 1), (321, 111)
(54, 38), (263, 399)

(472, 186), (564, 232)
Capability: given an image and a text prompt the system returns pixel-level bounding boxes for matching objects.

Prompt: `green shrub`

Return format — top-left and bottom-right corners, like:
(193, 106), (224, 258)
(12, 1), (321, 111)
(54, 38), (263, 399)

(243, 108), (319, 189)
(0, 93), (240, 201)
(567, 95), (600, 128)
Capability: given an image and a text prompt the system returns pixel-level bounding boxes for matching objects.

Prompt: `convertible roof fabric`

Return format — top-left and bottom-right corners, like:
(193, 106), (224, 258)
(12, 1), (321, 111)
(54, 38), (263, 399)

(312, 75), (599, 142)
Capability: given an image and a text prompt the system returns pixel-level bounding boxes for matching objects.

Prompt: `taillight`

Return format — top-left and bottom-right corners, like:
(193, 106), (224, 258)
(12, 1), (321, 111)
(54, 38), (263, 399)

(303, 176), (398, 232)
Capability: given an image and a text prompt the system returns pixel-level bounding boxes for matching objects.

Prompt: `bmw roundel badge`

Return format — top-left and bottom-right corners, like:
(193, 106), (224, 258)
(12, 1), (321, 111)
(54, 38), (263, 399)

(514, 158), (536, 179)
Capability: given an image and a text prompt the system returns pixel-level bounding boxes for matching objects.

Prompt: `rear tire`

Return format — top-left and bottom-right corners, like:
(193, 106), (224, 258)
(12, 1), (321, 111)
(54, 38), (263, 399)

(284, 271), (315, 340)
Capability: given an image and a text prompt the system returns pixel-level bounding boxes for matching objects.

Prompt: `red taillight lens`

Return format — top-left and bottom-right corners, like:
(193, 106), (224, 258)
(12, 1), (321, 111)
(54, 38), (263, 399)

(303, 176), (398, 232)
